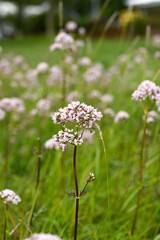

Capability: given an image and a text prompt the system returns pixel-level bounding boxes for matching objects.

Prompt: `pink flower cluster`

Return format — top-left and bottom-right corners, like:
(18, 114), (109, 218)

(24, 233), (62, 240)
(0, 97), (25, 113)
(52, 101), (102, 130)
(114, 111), (130, 123)
(65, 21), (77, 32)
(144, 110), (158, 123)
(0, 189), (21, 205)
(47, 102), (102, 151)
(52, 128), (83, 151)
(36, 62), (49, 74)
(36, 99), (51, 112)
(132, 80), (158, 101)
(50, 32), (75, 53)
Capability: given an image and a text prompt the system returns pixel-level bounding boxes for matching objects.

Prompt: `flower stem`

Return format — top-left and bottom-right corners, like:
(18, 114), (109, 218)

(131, 110), (148, 235)
(36, 137), (41, 190)
(3, 204), (8, 240)
(73, 145), (79, 240)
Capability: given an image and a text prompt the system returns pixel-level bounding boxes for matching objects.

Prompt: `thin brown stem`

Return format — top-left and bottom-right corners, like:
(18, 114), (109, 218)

(131, 110), (148, 235)
(80, 182), (88, 197)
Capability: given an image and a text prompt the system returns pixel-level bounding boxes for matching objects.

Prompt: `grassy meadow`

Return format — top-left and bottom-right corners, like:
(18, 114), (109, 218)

(0, 33), (160, 240)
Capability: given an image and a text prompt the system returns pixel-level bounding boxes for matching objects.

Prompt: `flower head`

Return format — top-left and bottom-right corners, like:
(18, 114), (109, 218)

(36, 62), (49, 74)
(0, 189), (21, 205)
(52, 101), (102, 130)
(132, 80), (158, 102)
(114, 111), (130, 123)
(0, 98), (25, 113)
(65, 21), (77, 32)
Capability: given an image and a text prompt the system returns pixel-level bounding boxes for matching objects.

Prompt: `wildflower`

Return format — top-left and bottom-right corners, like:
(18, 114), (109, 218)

(100, 94), (114, 104)
(144, 110), (158, 123)
(36, 62), (49, 74)
(36, 99), (51, 112)
(90, 90), (101, 99)
(114, 111), (130, 123)
(51, 101), (102, 130)
(78, 26), (86, 35)
(24, 233), (62, 240)
(104, 108), (115, 117)
(78, 57), (91, 67)
(0, 189), (21, 205)
(50, 32), (76, 52)
(52, 128), (83, 151)
(65, 20), (77, 31)
(0, 97), (25, 113)
(84, 64), (103, 83)
(132, 80), (158, 102)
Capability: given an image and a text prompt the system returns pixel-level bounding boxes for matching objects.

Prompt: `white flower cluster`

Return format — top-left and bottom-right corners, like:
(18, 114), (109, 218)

(0, 189), (21, 205)
(0, 97), (25, 113)
(52, 128), (83, 151)
(65, 20), (77, 32)
(144, 110), (158, 123)
(52, 101), (102, 130)
(36, 62), (49, 74)
(24, 233), (62, 240)
(36, 99), (51, 112)
(78, 57), (91, 67)
(114, 111), (130, 123)
(104, 108), (115, 117)
(84, 64), (103, 83)
(50, 32), (75, 53)
(49, 101), (102, 151)
(132, 80), (158, 102)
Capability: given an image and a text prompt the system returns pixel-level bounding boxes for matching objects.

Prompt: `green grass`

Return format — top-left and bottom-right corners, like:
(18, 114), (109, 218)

(0, 34), (160, 240)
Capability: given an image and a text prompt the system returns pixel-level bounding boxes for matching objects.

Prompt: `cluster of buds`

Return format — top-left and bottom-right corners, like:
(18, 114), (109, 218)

(87, 173), (96, 182)
(67, 173), (95, 198)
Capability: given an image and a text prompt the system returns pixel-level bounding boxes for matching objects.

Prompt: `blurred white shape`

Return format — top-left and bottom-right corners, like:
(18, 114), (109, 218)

(126, 0), (160, 7)
(23, 2), (50, 17)
(0, 1), (18, 17)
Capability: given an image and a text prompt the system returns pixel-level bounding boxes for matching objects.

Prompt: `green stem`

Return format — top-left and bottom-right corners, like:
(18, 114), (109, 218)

(3, 204), (8, 240)
(131, 109), (148, 235)
(73, 145), (79, 240)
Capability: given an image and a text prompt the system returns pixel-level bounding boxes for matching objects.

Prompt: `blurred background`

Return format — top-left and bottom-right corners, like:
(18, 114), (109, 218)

(1, 0), (160, 39)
